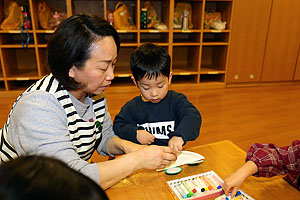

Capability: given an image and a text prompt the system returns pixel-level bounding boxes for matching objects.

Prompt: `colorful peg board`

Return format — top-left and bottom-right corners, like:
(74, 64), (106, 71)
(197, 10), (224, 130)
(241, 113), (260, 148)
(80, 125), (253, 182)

(167, 171), (254, 200)
(167, 171), (224, 200)
(215, 190), (254, 200)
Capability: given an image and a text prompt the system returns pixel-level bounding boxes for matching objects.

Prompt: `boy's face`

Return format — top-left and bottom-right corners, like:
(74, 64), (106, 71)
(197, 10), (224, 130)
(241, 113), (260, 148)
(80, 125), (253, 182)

(133, 73), (172, 103)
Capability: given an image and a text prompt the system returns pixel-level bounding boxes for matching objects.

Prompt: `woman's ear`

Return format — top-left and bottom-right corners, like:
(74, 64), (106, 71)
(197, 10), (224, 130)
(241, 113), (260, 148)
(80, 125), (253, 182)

(131, 76), (138, 86)
(168, 72), (173, 84)
(69, 66), (76, 78)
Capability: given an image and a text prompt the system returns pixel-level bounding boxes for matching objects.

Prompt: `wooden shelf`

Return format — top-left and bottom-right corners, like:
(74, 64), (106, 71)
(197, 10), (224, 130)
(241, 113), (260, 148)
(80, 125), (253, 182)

(0, 0), (233, 92)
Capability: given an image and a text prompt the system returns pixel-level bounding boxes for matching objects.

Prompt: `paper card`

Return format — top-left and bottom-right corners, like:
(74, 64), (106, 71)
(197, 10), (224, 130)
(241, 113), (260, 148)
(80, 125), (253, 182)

(158, 151), (205, 171)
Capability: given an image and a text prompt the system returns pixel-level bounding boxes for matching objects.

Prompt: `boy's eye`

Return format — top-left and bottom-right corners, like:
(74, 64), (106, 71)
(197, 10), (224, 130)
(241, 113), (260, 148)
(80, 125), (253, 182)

(141, 85), (149, 90)
(158, 84), (164, 88)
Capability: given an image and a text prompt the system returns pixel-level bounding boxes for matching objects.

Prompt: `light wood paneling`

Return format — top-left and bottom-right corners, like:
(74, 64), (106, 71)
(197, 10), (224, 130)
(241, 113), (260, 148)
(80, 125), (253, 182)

(261, 0), (300, 81)
(294, 45), (300, 80)
(226, 0), (272, 83)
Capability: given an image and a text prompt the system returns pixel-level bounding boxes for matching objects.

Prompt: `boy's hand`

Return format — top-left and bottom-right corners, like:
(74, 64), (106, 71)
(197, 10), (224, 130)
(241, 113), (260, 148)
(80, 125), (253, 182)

(222, 161), (258, 198)
(168, 136), (184, 155)
(137, 130), (155, 145)
(222, 171), (245, 198)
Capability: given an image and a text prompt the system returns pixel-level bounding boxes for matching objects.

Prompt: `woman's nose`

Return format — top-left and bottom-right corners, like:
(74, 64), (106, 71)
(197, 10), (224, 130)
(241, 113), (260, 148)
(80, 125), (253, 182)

(105, 66), (115, 80)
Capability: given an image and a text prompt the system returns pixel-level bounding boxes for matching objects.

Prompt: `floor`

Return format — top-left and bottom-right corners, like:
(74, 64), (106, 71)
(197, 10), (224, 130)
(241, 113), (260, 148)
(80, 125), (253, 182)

(1, 83), (299, 162)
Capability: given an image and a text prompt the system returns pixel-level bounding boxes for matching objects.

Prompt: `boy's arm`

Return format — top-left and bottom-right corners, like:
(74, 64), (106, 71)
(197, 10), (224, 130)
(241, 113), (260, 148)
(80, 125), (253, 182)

(246, 141), (300, 178)
(113, 103), (140, 144)
(168, 93), (201, 144)
(223, 140), (300, 197)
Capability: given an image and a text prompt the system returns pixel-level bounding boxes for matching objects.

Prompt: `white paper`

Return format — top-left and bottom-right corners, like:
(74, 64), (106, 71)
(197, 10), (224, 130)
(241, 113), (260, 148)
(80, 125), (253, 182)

(159, 151), (205, 171)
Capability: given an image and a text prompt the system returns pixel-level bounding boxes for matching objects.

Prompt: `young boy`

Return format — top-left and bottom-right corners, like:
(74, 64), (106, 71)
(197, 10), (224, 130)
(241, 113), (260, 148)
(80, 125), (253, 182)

(222, 140), (300, 198)
(113, 43), (201, 154)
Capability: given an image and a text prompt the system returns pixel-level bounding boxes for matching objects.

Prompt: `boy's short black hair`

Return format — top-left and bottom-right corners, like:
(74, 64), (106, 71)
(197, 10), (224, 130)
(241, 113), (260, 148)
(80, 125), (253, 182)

(130, 43), (170, 82)
(48, 14), (120, 91)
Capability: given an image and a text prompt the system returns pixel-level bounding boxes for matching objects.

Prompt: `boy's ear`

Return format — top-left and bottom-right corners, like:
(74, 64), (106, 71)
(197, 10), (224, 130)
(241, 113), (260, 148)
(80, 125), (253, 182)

(131, 76), (138, 86)
(168, 72), (173, 84)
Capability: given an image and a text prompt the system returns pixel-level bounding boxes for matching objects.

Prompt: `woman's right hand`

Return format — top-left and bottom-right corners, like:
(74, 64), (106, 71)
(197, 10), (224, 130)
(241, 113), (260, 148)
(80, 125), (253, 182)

(136, 145), (177, 170)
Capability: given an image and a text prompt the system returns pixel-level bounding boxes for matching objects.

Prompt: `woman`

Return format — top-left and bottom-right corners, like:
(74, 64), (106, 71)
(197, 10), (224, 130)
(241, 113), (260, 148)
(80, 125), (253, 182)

(0, 14), (176, 189)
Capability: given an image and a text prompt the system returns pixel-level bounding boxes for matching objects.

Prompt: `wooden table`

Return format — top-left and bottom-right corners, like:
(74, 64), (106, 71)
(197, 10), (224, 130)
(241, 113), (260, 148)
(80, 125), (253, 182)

(106, 140), (300, 199)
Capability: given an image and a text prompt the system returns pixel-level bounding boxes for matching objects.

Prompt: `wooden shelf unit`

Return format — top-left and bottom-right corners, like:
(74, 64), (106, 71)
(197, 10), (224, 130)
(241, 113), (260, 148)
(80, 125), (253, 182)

(0, 0), (233, 92)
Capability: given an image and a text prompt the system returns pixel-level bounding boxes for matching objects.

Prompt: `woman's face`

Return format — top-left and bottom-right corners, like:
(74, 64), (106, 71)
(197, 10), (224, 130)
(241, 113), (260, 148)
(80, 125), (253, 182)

(69, 36), (117, 100)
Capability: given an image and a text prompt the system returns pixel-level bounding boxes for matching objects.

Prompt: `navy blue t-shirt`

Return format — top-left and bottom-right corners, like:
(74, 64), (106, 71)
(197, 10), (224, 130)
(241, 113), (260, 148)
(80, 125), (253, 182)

(113, 90), (201, 146)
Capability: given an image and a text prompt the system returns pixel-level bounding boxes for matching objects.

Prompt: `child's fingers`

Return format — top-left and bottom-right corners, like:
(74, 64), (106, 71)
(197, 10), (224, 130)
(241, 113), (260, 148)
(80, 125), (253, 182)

(231, 187), (239, 198)
(177, 143), (182, 152)
(222, 183), (231, 196)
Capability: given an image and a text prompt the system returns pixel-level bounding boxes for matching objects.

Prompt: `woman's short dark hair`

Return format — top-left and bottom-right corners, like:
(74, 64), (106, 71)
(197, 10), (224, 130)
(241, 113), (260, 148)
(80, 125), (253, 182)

(130, 43), (170, 82)
(48, 14), (120, 90)
(0, 155), (108, 200)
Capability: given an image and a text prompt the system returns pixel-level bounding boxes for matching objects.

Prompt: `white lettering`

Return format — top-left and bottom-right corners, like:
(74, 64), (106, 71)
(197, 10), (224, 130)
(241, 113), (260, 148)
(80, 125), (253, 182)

(137, 121), (175, 139)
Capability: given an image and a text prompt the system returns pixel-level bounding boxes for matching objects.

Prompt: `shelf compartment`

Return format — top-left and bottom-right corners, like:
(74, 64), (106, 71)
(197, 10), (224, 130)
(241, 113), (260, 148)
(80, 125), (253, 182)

(106, 0), (137, 30)
(172, 46), (200, 73)
(204, 1), (232, 30)
(114, 65), (132, 78)
(0, 81), (5, 91)
(119, 32), (138, 44)
(6, 80), (36, 91)
(140, 0), (170, 30)
(201, 45), (228, 71)
(32, 0), (67, 30)
(35, 32), (53, 45)
(72, 0), (102, 16)
(203, 32), (229, 43)
(199, 74), (225, 83)
(174, 0), (204, 30)
(173, 32), (201, 43)
(0, 32), (34, 45)
(1, 48), (38, 78)
(110, 76), (134, 87)
(171, 74), (198, 84)
(0, 58), (3, 78)
(200, 66), (225, 75)
(140, 32), (169, 44)
(36, 47), (50, 76)
(115, 46), (136, 76)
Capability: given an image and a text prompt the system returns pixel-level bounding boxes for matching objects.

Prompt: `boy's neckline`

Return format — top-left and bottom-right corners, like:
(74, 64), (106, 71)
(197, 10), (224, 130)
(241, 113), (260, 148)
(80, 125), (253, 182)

(141, 95), (149, 102)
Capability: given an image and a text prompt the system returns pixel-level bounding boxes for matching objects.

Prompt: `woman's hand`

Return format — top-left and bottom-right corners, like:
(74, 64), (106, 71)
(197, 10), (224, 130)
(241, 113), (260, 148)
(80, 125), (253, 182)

(98, 143), (177, 189)
(137, 145), (177, 170)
